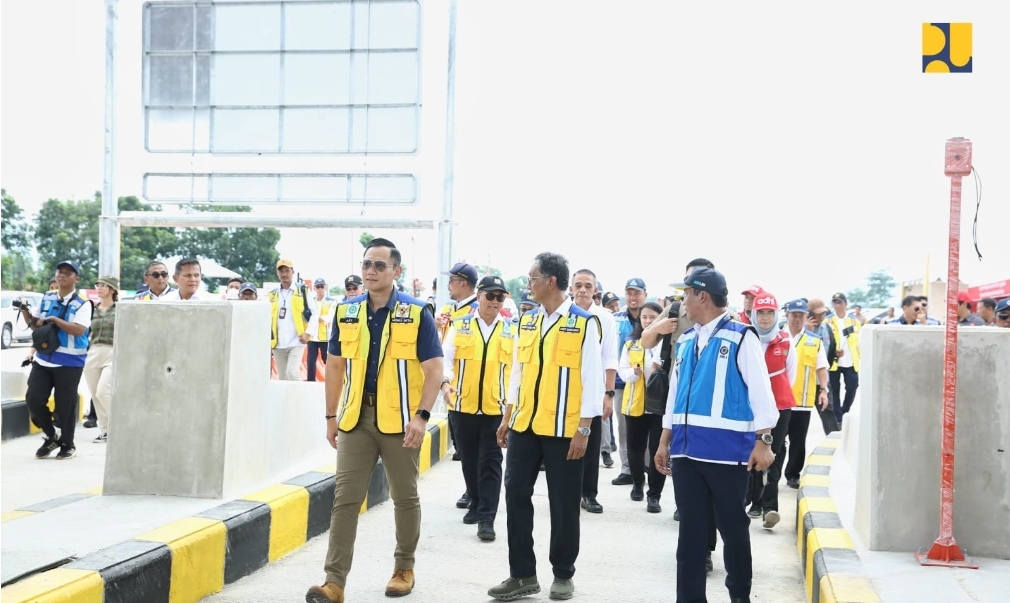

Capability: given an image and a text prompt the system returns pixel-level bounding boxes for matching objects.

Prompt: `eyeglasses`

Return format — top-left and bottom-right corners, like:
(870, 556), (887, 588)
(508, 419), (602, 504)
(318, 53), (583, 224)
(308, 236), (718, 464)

(361, 260), (397, 272)
(147, 271), (169, 279)
(315, 284), (326, 289)
(998, 313), (1010, 321)
(482, 292), (505, 302)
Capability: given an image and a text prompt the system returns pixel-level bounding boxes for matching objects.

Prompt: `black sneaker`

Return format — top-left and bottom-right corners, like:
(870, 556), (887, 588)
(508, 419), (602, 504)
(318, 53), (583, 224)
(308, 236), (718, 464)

(477, 520), (496, 541)
(35, 437), (60, 459)
(83, 419), (97, 429)
(488, 576), (540, 601)
(646, 496), (661, 513)
(56, 446), (77, 460)
(452, 452), (461, 461)
(611, 473), (634, 486)
(630, 483), (644, 501)
(93, 432), (108, 443)
(601, 451), (614, 468)
(463, 508), (479, 524)
(747, 504), (762, 519)
(786, 477), (800, 489)
(456, 491), (471, 509)
(673, 508), (680, 521)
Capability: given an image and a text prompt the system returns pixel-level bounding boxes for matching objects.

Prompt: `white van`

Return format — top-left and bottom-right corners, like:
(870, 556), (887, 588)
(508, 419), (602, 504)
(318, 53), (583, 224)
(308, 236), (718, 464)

(1, 291), (45, 349)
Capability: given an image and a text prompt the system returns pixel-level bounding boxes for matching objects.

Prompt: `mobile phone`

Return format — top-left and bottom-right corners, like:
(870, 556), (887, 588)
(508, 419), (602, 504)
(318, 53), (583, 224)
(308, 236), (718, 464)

(842, 326), (855, 336)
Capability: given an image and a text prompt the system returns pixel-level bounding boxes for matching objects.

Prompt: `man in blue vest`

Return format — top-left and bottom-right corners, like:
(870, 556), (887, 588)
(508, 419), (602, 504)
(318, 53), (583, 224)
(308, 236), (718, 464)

(18, 260), (93, 460)
(655, 267), (777, 603)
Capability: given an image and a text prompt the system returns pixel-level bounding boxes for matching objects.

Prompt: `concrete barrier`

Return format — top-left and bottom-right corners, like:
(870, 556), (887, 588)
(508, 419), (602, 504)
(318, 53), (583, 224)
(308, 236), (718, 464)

(796, 433), (880, 603)
(103, 300), (334, 499)
(1, 417), (451, 603)
(854, 325), (1010, 559)
(1, 393), (86, 442)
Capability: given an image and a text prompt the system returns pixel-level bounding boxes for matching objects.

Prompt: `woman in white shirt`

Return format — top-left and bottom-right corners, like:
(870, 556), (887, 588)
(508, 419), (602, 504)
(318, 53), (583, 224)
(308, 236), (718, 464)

(617, 301), (665, 513)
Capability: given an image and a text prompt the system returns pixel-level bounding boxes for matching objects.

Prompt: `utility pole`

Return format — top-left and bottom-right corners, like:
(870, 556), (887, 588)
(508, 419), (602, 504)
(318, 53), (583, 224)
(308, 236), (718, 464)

(435, 0), (458, 312)
(100, 0), (120, 278)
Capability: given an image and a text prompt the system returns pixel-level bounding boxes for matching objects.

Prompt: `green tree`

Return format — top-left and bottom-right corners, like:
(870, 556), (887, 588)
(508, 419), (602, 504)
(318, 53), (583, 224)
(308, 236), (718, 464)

(358, 232), (375, 248)
(175, 205), (281, 283)
(1, 190), (38, 289)
(34, 195), (102, 285)
(116, 195), (180, 286)
(505, 275), (529, 300)
(847, 269), (898, 307)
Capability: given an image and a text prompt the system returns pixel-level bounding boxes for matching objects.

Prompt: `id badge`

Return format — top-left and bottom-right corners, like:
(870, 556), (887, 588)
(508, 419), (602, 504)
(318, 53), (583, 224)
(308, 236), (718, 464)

(279, 306), (287, 319)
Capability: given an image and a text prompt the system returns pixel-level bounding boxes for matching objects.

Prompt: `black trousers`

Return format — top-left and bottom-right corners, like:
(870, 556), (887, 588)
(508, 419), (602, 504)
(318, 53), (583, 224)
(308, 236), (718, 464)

(829, 366), (859, 424)
(581, 416), (602, 498)
(452, 411), (503, 521)
(26, 362), (83, 447)
(505, 428), (584, 580)
(672, 458), (752, 603)
(784, 405), (839, 481)
(748, 409), (791, 512)
(626, 413), (665, 498)
(306, 341), (328, 381)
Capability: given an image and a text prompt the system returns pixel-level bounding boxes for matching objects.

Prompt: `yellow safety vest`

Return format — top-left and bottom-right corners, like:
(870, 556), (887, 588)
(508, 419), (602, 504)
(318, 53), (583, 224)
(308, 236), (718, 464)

(269, 287), (308, 348)
(439, 299), (478, 343)
(448, 315), (514, 415)
(509, 306), (599, 438)
(311, 296), (337, 341)
(827, 315), (861, 372)
(334, 296), (425, 434)
(133, 287), (175, 301)
(621, 339), (648, 417)
(791, 331), (822, 409)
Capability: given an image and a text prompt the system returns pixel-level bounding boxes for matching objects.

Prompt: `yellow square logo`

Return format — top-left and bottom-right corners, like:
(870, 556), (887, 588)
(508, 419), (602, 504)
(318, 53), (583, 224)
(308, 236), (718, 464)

(923, 23), (972, 73)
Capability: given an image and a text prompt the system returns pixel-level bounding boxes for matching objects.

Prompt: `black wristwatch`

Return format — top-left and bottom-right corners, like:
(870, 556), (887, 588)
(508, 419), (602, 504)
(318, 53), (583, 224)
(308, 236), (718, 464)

(415, 409), (431, 421)
(605, 390), (615, 398)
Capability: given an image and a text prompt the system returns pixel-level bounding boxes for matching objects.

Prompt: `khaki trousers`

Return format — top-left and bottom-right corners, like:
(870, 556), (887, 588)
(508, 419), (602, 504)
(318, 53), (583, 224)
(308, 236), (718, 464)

(83, 344), (114, 433)
(271, 344), (304, 381)
(324, 403), (421, 587)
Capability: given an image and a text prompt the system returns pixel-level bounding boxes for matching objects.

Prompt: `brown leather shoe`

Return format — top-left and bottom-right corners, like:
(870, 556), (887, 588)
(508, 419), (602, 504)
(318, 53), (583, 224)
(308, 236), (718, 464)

(306, 581), (345, 603)
(385, 569), (415, 597)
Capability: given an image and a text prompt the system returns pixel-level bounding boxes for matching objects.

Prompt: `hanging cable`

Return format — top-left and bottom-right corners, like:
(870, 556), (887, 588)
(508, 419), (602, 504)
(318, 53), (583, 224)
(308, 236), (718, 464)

(971, 167), (982, 260)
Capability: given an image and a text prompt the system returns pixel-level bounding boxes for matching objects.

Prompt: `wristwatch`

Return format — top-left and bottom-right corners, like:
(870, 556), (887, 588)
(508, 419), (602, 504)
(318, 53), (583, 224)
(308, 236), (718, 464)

(577, 426), (591, 437)
(604, 390), (616, 398)
(757, 433), (773, 446)
(415, 409), (431, 421)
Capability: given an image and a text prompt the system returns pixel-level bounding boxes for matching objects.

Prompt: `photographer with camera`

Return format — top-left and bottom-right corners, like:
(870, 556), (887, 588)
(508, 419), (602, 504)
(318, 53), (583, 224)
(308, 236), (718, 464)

(17, 260), (93, 460)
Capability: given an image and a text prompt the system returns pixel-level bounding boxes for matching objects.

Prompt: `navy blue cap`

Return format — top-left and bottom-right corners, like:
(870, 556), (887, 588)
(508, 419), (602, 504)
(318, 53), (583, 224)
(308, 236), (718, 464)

(670, 268), (728, 297)
(344, 274), (363, 287)
(995, 298), (1010, 313)
(783, 298), (809, 313)
(602, 292), (620, 306)
(441, 262), (479, 285)
(239, 282), (257, 294)
(56, 260), (80, 275)
(478, 275), (507, 292)
(314, 278), (327, 287)
(596, 281), (603, 292)
(520, 290), (535, 305)
(625, 278), (646, 291)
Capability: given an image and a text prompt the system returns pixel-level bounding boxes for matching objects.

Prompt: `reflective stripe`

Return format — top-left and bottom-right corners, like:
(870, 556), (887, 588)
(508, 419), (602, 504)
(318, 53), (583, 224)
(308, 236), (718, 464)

(397, 359), (410, 431)
(669, 413), (755, 432)
(768, 369), (785, 377)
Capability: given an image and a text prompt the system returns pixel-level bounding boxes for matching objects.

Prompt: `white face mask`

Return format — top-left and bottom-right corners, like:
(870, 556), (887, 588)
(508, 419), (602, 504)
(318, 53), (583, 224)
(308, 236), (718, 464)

(225, 288), (240, 300)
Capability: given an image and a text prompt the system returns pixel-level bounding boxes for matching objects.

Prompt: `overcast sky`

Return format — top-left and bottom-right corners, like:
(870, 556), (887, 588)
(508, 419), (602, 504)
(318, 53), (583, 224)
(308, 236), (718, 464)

(2, 1), (1007, 304)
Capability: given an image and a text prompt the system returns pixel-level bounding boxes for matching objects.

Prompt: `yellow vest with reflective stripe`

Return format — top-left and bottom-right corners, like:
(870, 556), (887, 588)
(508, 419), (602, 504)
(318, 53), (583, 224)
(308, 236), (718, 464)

(791, 331), (821, 409)
(334, 297), (425, 434)
(269, 287), (308, 348)
(439, 300), (478, 343)
(827, 315), (861, 372)
(448, 315), (514, 415)
(313, 297), (336, 341)
(509, 306), (598, 438)
(620, 339), (647, 417)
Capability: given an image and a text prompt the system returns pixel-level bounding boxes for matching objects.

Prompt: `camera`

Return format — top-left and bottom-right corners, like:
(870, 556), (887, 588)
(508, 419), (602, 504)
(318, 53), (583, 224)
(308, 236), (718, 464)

(11, 298), (29, 310)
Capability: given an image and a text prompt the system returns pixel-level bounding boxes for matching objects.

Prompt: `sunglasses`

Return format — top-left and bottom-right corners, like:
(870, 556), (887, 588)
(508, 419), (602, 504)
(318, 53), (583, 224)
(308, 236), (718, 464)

(911, 306), (922, 312)
(361, 260), (397, 272)
(147, 271), (169, 279)
(315, 284), (326, 289)
(483, 292), (505, 302)
(998, 313), (1010, 321)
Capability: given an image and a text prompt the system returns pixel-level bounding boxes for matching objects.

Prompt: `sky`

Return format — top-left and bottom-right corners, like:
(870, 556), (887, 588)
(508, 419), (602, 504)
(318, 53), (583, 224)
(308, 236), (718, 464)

(2, 1), (1008, 306)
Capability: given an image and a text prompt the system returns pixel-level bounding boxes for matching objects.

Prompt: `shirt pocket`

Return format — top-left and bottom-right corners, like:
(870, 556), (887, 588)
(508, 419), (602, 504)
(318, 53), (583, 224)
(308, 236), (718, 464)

(389, 324), (418, 360)
(454, 332), (476, 360)
(499, 336), (514, 364)
(338, 322), (363, 359)
(552, 331), (582, 369)
(518, 330), (538, 364)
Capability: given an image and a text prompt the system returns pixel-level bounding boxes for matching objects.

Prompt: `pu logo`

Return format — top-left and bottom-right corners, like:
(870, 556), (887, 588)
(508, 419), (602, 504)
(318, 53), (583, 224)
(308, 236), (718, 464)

(922, 23), (972, 73)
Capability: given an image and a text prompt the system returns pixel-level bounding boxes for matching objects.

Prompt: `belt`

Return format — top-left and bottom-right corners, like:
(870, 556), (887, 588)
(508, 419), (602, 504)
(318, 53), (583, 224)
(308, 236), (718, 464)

(363, 392), (377, 406)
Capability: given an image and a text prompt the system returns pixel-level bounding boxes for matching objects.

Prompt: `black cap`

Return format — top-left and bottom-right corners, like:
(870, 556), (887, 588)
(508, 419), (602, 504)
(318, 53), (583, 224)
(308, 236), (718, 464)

(831, 292), (847, 303)
(478, 275), (507, 293)
(601, 292), (620, 306)
(239, 282), (257, 294)
(670, 268), (728, 297)
(441, 262), (479, 285)
(345, 275), (363, 287)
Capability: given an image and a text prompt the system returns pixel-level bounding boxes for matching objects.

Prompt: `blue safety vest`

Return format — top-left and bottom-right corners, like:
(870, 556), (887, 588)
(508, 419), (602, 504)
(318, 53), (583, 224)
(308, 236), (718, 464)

(35, 291), (92, 368)
(669, 317), (755, 464)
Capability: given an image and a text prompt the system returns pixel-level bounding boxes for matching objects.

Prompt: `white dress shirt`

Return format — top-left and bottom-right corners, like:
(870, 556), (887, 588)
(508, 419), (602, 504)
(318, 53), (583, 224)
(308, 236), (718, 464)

(442, 312), (505, 381)
(160, 289), (211, 301)
(507, 297), (604, 419)
(588, 303), (619, 372)
(273, 286), (300, 349)
(308, 296), (333, 343)
(663, 312), (779, 431)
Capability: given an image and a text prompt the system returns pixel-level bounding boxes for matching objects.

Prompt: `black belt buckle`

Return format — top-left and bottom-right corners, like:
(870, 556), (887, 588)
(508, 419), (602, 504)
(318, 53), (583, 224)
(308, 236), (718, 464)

(363, 392), (376, 406)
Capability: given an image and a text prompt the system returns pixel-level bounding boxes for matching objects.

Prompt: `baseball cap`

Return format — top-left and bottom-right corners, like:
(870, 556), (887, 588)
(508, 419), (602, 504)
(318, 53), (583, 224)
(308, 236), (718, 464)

(96, 275), (120, 291)
(601, 292), (621, 306)
(741, 285), (765, 297)
(520, 290), (535, 305)
(831, 292), (847, 303)
(625, 278), (646, 291)
(957, 290), (973, 305)
(995, 298), (1010, 313)
(596, 282), (603, 292)
(344, 275), (363, 288)
(313, 278), (327, 287)
(752, 293), (779, 311)
(783, 298), (809, 313)
(239, 282), (257, 294)
(478, 275), (507, 293)
(276, 259), (294, 269)
(670, 268), (729, 297)
(441, 262), (478, 285)
(56, 260), (80, 275)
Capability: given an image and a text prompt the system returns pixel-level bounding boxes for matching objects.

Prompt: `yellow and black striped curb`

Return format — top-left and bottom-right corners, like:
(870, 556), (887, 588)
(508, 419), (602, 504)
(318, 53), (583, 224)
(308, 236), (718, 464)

(795, 431), (880, 603)
(1, 395), (86, 442)
(1, 417), (450, 603)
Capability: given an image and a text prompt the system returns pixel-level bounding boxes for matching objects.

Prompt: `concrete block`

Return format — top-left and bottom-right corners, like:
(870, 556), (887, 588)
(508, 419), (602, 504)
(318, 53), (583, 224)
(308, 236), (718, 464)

(1, 369), (28, 401)
(854, 325), (1010, 559)
(103, 301), (330, 499)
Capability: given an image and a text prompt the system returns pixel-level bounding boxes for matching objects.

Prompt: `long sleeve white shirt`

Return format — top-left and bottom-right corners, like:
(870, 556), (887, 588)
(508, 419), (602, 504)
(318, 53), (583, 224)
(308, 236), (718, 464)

(588, 303), (619, 372)
(663, 312), (779, 431)
(507, 298), (604, 418)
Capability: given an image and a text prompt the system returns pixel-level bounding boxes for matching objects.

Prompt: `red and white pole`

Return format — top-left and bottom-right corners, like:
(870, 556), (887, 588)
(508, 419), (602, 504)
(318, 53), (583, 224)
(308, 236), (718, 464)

(915, 137), (978, 569)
